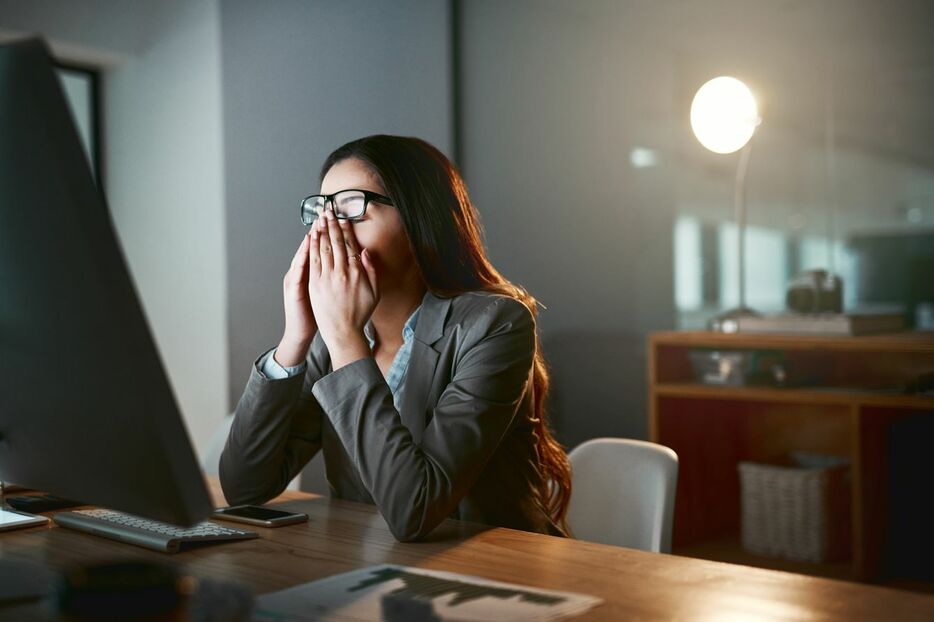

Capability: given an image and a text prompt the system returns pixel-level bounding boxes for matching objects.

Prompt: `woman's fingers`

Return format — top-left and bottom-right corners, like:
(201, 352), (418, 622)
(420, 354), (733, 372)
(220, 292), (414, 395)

(311, 210), (367, 285)
(308, 219), (321, 277)
(286, 232), (311, 289)
(336, 219), (372, 297)
(325, 211), (347, 271)
(337, 217), (361, 261)
(282, 232), (316, 345)
(290, 232), (310, 272)
(341, 220), (371, 293)
(317, 213), (334, 273)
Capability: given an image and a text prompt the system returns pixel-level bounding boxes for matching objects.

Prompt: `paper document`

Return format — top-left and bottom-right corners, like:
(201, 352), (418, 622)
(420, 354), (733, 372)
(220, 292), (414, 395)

(254, 563), (603, 621)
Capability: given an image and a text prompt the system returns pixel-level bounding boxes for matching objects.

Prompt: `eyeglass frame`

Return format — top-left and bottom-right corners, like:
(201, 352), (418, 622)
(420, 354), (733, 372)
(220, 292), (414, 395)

(299, 189), (393, 225)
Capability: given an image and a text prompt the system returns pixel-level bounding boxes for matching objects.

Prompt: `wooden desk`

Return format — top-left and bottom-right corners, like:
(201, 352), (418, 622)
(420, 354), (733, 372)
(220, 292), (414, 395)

(2, 479), (933, 620)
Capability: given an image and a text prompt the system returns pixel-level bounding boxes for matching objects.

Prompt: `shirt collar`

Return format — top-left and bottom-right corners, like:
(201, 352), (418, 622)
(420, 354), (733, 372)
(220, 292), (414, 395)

(364, 305), (422, 350)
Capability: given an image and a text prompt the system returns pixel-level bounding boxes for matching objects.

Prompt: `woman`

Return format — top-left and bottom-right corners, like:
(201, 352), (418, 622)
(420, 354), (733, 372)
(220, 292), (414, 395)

(220, 135), (570, 541)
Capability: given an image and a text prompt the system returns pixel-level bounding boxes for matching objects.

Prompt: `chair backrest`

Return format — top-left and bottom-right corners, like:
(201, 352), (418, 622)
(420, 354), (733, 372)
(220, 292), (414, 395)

(567, 437), (678, 553)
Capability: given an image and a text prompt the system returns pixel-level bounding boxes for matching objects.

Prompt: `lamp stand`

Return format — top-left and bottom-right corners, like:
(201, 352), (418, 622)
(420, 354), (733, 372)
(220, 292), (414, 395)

(709, 141), (760, 332)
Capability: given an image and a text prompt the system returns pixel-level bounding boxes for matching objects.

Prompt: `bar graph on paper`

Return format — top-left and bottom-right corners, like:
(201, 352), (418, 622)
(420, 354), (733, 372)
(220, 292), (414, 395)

(254, 564), (603, 621)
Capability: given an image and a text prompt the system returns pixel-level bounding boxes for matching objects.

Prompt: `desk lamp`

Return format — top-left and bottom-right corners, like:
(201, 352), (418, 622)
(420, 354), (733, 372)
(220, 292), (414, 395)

(690, 76), (761, 331)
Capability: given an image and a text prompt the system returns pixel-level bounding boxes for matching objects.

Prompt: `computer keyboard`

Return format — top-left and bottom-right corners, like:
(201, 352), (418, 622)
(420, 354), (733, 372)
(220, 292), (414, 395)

(53, 509), (258, 553)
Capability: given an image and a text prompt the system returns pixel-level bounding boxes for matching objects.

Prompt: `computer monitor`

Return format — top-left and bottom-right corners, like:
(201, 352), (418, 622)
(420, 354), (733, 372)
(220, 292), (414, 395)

(0, 38), (213, 526)
(847, 230), (934, 325)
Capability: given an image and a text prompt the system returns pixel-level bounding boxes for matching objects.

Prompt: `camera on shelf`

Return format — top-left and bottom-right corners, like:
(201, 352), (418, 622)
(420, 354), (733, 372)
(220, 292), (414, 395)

(786, 269), (843, 314)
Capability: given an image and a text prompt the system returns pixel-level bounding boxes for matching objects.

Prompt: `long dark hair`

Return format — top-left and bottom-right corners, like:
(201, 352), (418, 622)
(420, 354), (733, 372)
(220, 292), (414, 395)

(320, 134), (571, 532)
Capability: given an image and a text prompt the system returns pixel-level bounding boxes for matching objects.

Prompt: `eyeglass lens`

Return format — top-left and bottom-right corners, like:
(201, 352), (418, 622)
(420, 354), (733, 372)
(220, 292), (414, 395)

(302, 190), (366, 224)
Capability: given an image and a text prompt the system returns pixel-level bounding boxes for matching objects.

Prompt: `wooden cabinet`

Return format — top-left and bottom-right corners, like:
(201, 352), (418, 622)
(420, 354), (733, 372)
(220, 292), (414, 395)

(648, 330), (934, 583)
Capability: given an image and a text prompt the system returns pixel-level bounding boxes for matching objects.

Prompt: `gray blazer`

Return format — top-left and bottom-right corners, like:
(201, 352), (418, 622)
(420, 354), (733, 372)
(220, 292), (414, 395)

(219, 290), (565, 541)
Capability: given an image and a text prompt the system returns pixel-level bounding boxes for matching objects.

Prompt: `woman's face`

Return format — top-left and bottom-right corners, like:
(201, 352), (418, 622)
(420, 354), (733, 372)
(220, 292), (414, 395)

(319, 157), (418, 287)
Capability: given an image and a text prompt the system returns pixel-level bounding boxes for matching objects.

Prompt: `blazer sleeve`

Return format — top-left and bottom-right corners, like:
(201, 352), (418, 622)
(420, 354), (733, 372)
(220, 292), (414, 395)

(311, 296), (536, 542)
(219, 336), (327, 506)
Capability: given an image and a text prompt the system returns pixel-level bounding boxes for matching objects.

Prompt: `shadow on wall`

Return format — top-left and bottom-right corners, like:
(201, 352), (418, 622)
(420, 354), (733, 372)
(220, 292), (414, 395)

(542, 331), (650, 451)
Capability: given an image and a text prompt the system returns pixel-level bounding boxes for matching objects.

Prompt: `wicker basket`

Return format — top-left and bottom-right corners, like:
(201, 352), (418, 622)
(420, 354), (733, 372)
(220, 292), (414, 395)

(738, 452), (851, 563)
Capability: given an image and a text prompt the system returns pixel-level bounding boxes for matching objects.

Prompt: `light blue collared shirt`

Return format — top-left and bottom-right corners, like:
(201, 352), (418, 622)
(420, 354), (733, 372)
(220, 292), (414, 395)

(260, 305), (422, 411)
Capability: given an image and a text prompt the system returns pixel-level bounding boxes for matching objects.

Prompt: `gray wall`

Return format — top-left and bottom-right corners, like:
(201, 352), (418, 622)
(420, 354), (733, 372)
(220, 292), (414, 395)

(458, 0), (677, 446)
(1, 0), (228, 459)
(0, 0), (144, 63)
(105, 0), (227, 459)
(220, 0), (454, 413)
(1, 0), (455, 471)
(5, 0), (930, 477)
(457, 0), (934, 447)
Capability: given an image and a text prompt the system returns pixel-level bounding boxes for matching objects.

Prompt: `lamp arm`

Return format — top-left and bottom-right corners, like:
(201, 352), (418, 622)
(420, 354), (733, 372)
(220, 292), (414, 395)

(734, 140), (754, 310)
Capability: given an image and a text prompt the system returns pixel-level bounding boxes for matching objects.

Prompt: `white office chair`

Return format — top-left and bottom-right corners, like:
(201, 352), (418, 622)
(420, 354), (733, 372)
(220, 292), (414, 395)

(566, 437), (678, 553)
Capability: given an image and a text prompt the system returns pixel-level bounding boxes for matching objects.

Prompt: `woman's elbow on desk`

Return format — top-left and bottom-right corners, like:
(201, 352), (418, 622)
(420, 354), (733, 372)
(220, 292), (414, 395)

(218, 454), (252, 506)
(219, 448), (279, 507)
(381, 493), (448, 543)
(386, 519), (434, 543)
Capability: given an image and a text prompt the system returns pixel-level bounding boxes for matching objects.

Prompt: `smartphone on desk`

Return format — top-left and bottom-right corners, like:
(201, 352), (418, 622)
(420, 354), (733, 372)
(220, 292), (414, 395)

(212, 505), (308, 527)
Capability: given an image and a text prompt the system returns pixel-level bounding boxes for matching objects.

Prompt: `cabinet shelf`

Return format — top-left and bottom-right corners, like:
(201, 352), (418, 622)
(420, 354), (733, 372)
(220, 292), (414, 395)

(655, 382), (934, 409)
(650, 330), (934, 353)
(648, 331), (934, 584)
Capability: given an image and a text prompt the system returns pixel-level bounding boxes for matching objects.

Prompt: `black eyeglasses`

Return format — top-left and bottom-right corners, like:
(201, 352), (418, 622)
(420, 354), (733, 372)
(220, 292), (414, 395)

(299, 189), (393, 225)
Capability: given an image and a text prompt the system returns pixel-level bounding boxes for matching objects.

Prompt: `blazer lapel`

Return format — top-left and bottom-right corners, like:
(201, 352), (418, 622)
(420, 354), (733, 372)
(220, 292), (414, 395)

(398, 291), (451, 443)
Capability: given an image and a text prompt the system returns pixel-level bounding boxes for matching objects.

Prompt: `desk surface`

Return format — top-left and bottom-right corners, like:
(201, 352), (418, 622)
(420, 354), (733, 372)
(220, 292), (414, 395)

(2, 479), (933, 621)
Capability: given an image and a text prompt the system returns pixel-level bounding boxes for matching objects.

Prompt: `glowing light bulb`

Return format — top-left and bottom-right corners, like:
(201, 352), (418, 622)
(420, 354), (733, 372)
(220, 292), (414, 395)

(690, 76), (759, 154)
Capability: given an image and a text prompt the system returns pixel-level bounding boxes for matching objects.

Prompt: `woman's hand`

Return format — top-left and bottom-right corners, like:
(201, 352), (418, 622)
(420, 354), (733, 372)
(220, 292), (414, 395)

(309, 209), (380, 369)
(275, 232), (318, 367)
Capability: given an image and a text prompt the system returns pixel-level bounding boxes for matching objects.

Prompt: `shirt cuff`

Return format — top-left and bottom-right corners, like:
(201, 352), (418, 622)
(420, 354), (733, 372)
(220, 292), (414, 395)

(259, 348), (307, 380)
